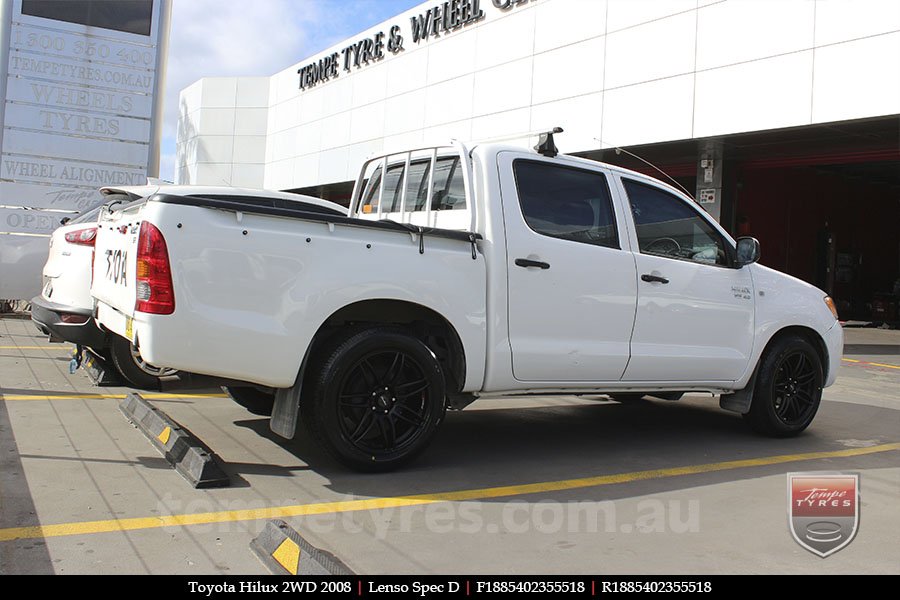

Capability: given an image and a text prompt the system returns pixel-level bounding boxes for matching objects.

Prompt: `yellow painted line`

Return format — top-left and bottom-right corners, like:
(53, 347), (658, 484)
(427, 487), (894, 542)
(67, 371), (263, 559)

(842, 357), (900, 370)
(0, 442), (897, 543)
(0, 345), (72, 350)
(868, 362), (900, 370)
(0, 393), (228, 401)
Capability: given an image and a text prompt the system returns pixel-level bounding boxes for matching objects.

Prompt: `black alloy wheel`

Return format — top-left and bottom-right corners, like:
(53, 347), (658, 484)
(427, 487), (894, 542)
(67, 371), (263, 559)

(303, 327), (446, 471)
(747, 334), (823, 437)
(337, 350), (432, 456)
(771, 351), (820, 427)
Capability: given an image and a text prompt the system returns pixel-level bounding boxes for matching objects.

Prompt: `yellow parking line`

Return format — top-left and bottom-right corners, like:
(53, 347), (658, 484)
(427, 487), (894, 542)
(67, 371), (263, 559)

(842, 357), (900, 370)
(0, 393), (229, 401)
(0, 442), (896, 542)
(868, 362), (900, 370)
(0, 345), (72, 350)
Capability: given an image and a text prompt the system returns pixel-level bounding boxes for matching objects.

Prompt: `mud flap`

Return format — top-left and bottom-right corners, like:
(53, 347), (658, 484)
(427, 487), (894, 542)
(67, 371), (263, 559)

(720, 364), (759, 415)
(270, 383), (302, 439)
(270, 350), (311, 439)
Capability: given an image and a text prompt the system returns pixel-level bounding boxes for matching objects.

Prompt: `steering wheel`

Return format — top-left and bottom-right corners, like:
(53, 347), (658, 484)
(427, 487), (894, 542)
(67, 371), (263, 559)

(645, 237), (681, 256)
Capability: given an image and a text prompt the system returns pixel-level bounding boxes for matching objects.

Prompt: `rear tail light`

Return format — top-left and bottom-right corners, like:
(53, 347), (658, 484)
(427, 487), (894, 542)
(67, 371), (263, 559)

(64, 227), (97, 246)
(135, 221), (175, 315)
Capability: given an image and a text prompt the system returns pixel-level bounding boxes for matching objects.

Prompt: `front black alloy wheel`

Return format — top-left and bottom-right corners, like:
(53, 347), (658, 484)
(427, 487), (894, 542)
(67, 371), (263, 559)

(303, 327), (446, 471)
(748, 334), (823, 436)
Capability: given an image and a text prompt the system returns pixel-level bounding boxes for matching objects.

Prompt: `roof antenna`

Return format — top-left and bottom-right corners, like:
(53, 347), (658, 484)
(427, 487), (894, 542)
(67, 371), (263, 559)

(534, 127), (563, 158)
(594, 137), (695, 199)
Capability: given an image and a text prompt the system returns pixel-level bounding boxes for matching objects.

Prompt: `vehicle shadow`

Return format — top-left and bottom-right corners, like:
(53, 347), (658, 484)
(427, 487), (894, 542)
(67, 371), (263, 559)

(233, 396), (900, 502)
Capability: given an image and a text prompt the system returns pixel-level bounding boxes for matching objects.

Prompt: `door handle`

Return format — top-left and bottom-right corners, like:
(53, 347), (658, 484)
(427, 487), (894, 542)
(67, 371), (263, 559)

(515, 258), (550, 270)
(641, 273), (669, 284)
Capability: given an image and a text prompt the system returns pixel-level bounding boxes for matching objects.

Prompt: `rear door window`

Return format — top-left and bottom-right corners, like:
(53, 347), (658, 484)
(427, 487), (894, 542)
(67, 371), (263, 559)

(513, 160), (619, 249)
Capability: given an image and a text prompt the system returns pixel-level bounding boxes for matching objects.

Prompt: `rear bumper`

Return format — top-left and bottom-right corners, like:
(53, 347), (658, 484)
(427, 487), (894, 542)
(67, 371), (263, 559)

(30, 296), (108, 348)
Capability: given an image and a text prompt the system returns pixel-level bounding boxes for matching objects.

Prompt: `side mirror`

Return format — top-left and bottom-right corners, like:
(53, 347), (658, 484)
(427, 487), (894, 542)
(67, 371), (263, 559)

(735, 237), (761, 267)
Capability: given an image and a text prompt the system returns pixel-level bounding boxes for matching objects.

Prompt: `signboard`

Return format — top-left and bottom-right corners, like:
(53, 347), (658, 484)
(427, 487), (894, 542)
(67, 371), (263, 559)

(296, 0), (535, 90)
(698, 188), (717, 204)
(0, 0), (170, 300)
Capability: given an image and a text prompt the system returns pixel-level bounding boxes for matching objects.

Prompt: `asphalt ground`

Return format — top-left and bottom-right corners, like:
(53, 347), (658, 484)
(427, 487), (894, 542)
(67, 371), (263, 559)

(1, 315), (897, 575)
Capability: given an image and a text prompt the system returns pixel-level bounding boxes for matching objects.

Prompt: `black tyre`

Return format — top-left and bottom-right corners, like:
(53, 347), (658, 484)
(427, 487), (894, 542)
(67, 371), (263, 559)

(109, 334), (178, 389)
(223, 386), (275, 416)
(303, 327), (446, 472)
(747, 334), (823, 437)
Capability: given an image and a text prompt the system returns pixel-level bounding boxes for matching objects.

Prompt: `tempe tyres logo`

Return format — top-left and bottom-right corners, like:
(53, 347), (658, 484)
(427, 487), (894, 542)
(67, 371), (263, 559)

(788, 473), (859, 557)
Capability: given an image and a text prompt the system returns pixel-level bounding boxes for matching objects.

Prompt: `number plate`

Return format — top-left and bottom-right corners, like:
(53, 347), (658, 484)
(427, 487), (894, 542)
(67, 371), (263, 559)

(125, 317), (133, 341)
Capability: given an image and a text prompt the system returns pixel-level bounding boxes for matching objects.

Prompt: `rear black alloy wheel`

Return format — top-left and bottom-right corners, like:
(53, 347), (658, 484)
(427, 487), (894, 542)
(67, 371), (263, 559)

(748, 334), (823, 437)
(304, 328), (445, 471)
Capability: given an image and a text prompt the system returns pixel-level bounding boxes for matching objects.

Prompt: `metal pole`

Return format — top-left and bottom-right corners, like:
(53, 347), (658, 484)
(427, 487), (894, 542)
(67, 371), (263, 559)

(398, 151), (411, 221)
(0, 0), (14, 157)
(377, 156), (387, 219)
(146, 0), (173, 179)
(425, 149), (436, 227)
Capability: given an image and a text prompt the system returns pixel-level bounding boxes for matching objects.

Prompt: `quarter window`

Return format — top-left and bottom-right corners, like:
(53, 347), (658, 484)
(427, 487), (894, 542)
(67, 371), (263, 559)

(360, 156), (466, 215)
(513, 160), (618, 249)
(622, 179), (729, 266)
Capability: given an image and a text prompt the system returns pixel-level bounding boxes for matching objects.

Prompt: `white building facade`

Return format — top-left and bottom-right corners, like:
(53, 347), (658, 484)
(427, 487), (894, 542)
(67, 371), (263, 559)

(176, 0), (899, 192)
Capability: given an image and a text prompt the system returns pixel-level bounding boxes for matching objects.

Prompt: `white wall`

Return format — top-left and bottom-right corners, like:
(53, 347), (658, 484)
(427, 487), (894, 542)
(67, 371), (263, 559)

(177, 0), (900, 191)
(176, 76), (269, 187)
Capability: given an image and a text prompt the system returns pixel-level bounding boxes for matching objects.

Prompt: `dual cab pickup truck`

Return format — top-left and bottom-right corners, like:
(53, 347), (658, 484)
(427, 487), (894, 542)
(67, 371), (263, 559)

(91, 134), (842, 471)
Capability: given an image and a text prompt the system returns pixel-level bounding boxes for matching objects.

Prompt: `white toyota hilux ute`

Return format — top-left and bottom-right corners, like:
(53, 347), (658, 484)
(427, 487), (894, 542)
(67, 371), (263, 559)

(91, 136), (843, 471)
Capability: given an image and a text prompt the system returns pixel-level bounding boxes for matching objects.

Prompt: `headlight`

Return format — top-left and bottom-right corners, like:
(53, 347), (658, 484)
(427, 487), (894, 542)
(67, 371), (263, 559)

(824, 296), (839, 321)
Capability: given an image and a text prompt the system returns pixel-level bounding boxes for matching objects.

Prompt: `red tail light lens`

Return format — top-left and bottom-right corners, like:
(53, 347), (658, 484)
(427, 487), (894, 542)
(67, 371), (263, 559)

(64, 227), (97, 246)
(135, 221), (175, 315)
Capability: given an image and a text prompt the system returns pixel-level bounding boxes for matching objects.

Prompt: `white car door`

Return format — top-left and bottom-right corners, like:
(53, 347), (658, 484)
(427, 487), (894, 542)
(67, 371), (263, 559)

(616, 176), (754, 382)
(500, 153), (637, 382)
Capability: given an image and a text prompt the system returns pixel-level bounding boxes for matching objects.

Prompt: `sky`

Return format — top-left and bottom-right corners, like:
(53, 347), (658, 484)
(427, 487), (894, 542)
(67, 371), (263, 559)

(159, 0), (423, 182)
